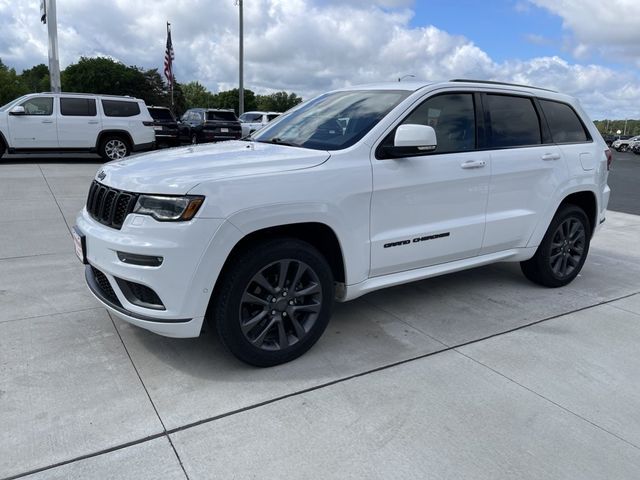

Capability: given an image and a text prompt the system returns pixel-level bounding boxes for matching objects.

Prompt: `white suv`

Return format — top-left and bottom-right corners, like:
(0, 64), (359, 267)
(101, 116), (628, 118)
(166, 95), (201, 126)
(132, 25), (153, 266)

(74, 80), (611, 366)
(0, 93), (155, 161)
(239, 111), (281, 137)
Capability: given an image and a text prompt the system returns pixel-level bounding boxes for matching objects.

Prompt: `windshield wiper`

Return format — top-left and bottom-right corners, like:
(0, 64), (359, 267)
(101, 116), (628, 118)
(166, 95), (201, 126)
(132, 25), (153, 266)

(256, 138), (299, 147)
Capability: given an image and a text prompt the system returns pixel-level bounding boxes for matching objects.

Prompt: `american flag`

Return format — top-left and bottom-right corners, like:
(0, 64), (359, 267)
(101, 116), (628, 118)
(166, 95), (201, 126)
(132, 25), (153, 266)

(164, 23), (175, 89)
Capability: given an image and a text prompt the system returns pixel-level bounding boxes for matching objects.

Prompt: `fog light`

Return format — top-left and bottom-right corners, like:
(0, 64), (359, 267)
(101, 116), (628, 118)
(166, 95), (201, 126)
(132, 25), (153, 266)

(117, 251), (163, 267)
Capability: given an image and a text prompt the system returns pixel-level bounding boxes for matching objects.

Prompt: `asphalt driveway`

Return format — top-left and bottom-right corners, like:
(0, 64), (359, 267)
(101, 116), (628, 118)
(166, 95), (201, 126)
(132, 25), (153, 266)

(1, 154), (640, 479)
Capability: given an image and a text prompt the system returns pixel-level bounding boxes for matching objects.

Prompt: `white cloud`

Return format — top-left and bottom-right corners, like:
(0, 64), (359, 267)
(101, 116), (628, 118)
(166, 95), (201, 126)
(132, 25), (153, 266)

(528, 0), (640, 64)
(0, 0), (639, 118)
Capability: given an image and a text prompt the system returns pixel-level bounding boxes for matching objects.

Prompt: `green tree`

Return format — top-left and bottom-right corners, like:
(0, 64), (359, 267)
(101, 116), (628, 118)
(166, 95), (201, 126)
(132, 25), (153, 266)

(256, 91), (302, 112)
(61, 57), (149, 97)
(20, 64), (50, 92)
(0, 59), (28, 106)
(182, 81), (217, 109)
(214, 88), (257, 114)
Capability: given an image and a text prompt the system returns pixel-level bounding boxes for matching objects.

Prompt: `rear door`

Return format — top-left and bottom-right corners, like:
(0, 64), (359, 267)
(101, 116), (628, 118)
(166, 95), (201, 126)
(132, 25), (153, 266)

(480, 93), (565, 254)
(7, 96), (58, 148)
(57, 96), (101, 148)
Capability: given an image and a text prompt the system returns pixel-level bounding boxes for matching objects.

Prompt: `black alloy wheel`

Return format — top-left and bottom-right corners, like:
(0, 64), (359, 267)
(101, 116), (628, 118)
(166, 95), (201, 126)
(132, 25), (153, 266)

(213, 239), (334, 366)
(548, 217), (586, 279)
(521, 204), (591, 288)
(239, 259), (322, 351)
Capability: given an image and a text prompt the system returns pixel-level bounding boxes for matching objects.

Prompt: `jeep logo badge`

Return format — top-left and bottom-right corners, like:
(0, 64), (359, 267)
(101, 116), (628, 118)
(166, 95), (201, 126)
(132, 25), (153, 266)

(97, 170), (106, 181)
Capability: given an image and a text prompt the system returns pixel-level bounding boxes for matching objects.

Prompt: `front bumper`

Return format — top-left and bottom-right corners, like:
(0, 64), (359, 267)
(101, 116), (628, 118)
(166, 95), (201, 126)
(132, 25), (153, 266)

(76, 207), (225, 337)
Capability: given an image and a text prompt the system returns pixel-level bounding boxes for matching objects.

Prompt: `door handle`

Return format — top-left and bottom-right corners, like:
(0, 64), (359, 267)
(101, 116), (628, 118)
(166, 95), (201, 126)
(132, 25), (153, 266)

(41, 120), (54, 124)
(88, 120), (99, 124)
(461, 159), (486, 169)
(542, 152), (561, 161)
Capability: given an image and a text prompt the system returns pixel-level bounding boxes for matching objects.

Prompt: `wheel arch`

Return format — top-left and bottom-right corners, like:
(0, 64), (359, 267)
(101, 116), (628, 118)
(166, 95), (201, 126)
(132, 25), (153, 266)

(558, 190), (598, 237)
(219, 222), (346, 286)
(96, 130), (134, 150)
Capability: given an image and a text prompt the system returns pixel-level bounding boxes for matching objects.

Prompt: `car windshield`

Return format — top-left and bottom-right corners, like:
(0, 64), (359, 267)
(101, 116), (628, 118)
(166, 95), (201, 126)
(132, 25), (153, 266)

(251, 90), (410, 150)
(149, 108), (174, 121)
(207, 111), (238, 121)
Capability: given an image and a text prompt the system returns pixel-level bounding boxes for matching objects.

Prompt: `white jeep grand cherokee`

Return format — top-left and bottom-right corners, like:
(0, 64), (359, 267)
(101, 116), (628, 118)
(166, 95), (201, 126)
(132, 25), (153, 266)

(74, 79), (611, 366)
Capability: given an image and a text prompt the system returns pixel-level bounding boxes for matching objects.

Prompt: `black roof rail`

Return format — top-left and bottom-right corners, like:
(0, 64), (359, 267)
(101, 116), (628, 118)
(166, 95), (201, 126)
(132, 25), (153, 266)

(449, 79), (557, 93)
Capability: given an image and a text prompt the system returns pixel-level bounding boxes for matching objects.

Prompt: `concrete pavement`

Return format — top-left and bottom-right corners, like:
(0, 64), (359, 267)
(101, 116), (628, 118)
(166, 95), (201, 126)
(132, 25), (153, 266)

(1, 158), (640, 479)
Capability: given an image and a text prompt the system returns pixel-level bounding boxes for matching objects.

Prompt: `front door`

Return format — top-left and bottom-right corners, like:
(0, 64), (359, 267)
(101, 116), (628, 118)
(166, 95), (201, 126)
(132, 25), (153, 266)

(370, 92), (490, 277)
(8, 96), (58, 149)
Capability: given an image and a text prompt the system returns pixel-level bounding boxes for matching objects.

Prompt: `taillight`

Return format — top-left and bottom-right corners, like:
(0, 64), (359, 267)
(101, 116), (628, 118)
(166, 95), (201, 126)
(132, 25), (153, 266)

(142, 121), (155, 127)
(605, 149), (612, 170)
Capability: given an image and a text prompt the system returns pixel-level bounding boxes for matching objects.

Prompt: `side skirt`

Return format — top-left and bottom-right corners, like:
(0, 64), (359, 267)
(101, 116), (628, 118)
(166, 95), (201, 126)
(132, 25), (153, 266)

(339, 247), (537, 301)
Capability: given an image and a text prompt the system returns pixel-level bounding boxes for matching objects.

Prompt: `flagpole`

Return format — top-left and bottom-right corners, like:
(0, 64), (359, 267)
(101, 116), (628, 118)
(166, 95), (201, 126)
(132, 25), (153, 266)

(168, 22), (174, 109)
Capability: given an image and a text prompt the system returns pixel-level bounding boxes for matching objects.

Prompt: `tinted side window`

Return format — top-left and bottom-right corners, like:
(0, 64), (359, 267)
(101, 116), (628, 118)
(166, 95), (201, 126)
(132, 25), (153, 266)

(101, 100), (141, 117)
(400, 93), (476, 154)
(539, 99), (589, 143)
(486, 94), (541, 148)
(60, 98), (97, 116)
(20, 97), (53, 116)
(267, 114), (280, 121)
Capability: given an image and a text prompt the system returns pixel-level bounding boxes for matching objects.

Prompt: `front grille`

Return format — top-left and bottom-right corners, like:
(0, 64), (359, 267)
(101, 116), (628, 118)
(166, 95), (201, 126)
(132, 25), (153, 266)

(86, 180), (138, 229)
(91, 267), (122, 307)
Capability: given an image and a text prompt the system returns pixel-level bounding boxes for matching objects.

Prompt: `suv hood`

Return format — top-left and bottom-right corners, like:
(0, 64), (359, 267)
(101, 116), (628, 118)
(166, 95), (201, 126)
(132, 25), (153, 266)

(97, 141), (330, 194)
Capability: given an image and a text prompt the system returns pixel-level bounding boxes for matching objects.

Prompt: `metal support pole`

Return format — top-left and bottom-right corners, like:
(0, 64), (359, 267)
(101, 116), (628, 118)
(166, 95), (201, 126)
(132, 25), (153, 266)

(46, 0), (61, 92)
(238, 0), (244, 115)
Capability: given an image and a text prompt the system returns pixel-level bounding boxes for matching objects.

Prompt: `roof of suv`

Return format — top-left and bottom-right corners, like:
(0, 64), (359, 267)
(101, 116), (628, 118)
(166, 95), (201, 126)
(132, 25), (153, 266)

(35, 92), (143, 100)
(337, 79), (574, 102)
(188, 108), (236, 113)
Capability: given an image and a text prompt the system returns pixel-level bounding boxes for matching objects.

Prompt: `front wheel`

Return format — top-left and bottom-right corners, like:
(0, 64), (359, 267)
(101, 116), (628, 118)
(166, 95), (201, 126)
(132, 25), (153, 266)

(0, 142), (5, 159)
(213, 239), (335, 367)
(620, 144), (629, 152)
(520, 204), (591, 288)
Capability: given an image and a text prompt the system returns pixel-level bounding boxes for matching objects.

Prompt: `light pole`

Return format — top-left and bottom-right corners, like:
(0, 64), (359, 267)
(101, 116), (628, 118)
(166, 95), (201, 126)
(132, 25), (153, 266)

(398, 74), (415, 82)
(237, 0), (244, 115)
(41, 0), (61, 92)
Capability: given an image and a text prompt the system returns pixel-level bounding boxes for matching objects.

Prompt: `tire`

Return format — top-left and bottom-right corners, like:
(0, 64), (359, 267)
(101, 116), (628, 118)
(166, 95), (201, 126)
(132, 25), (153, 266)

(620, 144), (628, 152)
(99, 135), (130, 161)
(191, 134), (198, 145)
(0, 142), (5, 159)
(520, 204), (591, 288)
(213, 238), (335, 367)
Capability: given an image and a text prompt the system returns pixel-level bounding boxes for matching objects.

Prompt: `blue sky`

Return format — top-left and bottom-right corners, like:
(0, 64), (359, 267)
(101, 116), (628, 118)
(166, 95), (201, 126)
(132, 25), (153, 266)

(408, 1), (564, 62)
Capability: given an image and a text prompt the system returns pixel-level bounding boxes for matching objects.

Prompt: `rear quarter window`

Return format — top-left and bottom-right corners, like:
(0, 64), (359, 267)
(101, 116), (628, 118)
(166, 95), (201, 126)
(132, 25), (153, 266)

(486, 94), (541, 148)
(539, 99), (590, 143)
(60, 98), (97, 116)
(102, 100), (141, 117)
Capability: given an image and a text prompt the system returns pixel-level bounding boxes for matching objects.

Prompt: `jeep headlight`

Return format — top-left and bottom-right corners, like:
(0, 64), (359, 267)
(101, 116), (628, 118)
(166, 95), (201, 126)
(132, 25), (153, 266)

(133, 195), (204, 221)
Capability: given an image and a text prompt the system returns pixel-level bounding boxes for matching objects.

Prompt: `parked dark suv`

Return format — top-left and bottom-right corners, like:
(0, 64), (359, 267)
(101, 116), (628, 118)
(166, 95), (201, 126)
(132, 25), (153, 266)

(148, 106), (180, 146)
(178, 108), (242, 144)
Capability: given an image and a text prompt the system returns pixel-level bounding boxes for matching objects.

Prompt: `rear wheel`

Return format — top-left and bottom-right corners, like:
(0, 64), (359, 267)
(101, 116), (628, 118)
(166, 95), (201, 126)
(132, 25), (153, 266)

(0, 142), (5, 159)
(520, 204), (591, 287)
(213, 239), (334, 367)
(99, 136), (130, 161)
